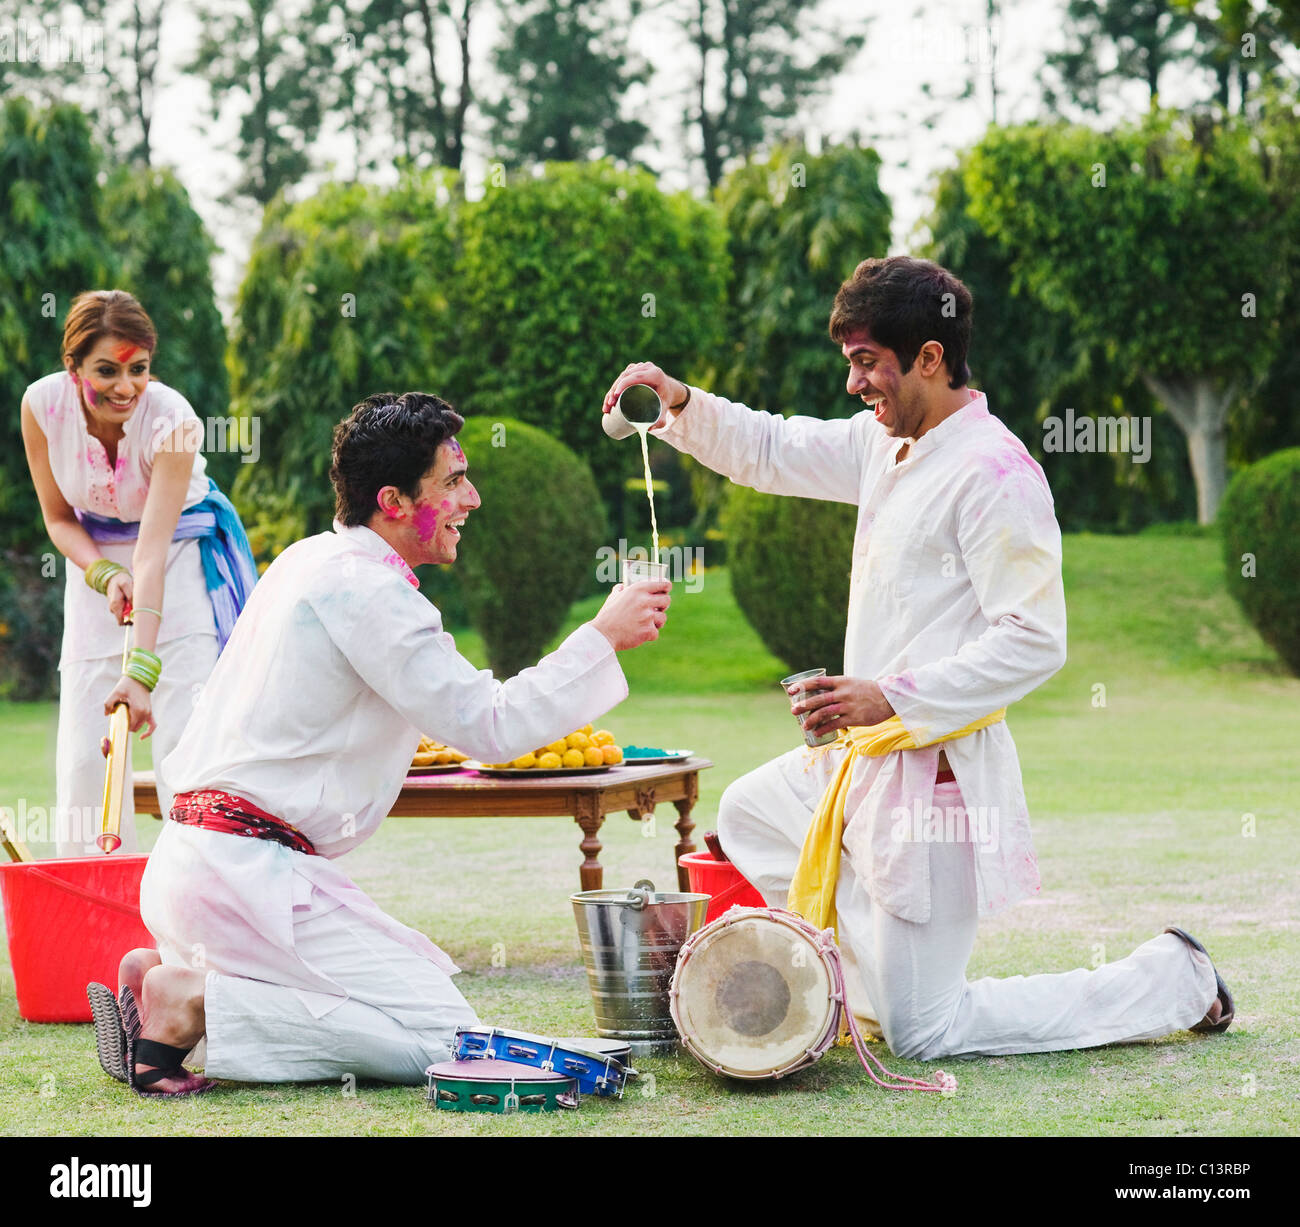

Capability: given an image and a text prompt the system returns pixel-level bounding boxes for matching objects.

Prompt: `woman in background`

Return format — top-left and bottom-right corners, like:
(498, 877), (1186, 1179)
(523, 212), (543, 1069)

(20, 290), (256, 855)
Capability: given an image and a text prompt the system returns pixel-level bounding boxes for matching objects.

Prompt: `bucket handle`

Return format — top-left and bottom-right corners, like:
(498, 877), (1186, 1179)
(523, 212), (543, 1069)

(625, 879), (656, 910)
(15, 866), (143, 919)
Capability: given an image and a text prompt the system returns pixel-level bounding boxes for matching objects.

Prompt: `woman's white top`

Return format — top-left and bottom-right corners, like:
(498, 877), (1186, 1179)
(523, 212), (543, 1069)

(24, 371), (215, 663)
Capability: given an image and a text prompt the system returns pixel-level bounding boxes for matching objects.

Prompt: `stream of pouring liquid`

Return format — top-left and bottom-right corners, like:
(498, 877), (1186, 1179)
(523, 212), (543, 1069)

(634, 421), (660, 567)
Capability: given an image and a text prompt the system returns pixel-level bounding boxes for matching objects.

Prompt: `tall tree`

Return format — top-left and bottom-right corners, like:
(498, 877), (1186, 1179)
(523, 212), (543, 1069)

(1174, 0), (1297, 113)
(0, 0), (162, 164)
(188, 0), (335, 206)
(926, 162), (1191, 530)
(117, 0), (163, 164)
(412, 0), (474, 170)
(965, 112), (1299, 524)
(483, 0), (650, 167)
(680, 0), (864, 188)
(1041, 0), (1197, 113)
(340, 0), (477, 173)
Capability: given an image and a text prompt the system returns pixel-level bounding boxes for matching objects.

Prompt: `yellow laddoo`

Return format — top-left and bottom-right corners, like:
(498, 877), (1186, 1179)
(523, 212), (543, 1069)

(561, 748), (585, 769)
(583, 746), (604, 767)
(601, 744), (623, 765)
(512, 752), (537, 769)
(566, 732), (591, 750)
(537, 751), (563, 769)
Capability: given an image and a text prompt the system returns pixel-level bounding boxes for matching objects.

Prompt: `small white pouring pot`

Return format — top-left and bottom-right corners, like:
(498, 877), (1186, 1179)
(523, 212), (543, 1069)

(603, 383), (664, 440)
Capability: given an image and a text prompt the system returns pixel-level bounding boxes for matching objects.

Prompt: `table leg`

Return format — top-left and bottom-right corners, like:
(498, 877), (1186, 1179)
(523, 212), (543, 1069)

(672, 773), (700, 891)
(574, 795), (605, 892)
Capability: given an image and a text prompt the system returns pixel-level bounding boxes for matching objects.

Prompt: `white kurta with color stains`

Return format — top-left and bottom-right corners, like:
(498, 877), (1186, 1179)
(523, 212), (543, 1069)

(657, 388), (1067, 924)
(145, 522), (627, 1077)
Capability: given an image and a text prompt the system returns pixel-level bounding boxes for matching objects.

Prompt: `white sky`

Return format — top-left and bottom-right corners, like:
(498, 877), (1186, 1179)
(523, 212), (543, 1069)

(121, 0), (1264, 312)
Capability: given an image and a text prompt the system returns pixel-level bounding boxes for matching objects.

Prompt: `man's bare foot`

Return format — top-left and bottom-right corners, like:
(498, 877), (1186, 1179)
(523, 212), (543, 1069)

(132, 965), (210, 1095)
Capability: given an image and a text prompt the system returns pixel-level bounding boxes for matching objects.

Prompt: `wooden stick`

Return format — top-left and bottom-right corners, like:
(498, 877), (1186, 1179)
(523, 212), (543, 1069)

(1, 808), (34, 862)
(97, 622), (133, 854)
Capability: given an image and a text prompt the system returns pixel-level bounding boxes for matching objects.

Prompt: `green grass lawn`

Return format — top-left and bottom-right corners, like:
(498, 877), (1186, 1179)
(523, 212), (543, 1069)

(1, 531), (1297, 1136)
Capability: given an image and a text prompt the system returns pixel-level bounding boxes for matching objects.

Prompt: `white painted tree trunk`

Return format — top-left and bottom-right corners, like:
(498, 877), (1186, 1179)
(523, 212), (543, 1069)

(1142, 375), (1237, 525)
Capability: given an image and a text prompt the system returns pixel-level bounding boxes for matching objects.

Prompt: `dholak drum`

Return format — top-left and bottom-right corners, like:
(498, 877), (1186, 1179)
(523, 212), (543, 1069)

(669, 907), (843, 1080)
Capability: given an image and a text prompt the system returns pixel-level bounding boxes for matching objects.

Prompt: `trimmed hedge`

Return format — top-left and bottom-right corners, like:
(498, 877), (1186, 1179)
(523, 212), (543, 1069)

(722, 485), (855, 676)
(1219, 448), (1300, 675)
(451, 417), (607, 678)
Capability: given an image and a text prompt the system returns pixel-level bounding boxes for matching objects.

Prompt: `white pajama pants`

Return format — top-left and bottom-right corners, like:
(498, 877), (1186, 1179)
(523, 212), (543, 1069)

(141, 823), (479, 1086)
(54, 633), (219, 856)
(717, 748), (1220, 1061)
(201, 927), (478, 1087)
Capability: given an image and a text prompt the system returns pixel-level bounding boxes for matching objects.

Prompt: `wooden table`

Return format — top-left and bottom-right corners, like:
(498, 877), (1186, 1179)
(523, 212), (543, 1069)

(132, 757), (713, 891)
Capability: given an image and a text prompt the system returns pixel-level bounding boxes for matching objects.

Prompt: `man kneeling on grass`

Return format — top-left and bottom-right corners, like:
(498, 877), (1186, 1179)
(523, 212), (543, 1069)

(87, 391), (670, 1096)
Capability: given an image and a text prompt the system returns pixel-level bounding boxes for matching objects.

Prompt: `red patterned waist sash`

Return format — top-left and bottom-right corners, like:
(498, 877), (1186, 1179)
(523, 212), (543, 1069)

(170, 790), (317, 856)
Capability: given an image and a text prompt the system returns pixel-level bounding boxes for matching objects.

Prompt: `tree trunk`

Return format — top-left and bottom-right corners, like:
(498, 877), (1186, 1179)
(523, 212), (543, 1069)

(1142, 373), (1236, 524)
(696, 0), (721, 188)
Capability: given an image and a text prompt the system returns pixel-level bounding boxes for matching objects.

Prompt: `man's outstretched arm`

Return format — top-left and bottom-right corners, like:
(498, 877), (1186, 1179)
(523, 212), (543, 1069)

(602, 361), (872, 506)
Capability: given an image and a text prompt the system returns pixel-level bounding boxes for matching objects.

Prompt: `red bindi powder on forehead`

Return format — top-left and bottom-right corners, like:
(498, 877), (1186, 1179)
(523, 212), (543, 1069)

(116, 343), (142, 364)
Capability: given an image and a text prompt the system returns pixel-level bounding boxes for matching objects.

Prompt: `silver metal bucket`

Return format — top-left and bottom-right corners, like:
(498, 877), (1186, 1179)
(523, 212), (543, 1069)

(572, 879), (709, 1058)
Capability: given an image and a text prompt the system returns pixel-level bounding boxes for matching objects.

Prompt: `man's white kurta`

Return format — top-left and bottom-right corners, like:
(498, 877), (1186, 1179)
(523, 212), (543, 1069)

(148, 521), (628, 1026)
(655, 388), (1067, 924)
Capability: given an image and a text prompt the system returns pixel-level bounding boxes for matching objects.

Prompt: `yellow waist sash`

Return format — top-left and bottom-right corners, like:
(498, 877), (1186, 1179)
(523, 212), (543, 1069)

(787, 710), (1005, 936)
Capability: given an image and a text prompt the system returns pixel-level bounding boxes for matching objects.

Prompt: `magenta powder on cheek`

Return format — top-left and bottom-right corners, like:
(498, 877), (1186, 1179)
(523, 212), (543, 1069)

(413, 503), (439, 541)
(83, 382), (98, 406)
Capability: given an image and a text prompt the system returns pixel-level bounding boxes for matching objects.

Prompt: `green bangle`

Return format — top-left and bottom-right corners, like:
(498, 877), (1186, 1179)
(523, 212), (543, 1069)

(123, 648), (162, 692)
(132, 606), (163, 620)
(85, 559), (127, 595)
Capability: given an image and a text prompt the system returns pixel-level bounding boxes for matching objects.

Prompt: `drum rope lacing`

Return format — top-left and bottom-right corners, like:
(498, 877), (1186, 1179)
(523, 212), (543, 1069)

(814, 917), (957, 1094)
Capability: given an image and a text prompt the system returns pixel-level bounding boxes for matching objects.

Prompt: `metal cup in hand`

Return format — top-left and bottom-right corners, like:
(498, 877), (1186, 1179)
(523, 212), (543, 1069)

(780, 668), (839, 748)
(621, 558), (669, 587)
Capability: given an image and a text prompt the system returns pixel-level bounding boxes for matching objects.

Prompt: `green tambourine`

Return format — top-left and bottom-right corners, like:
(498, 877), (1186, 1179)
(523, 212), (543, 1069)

(425, 1059), (579, 1114)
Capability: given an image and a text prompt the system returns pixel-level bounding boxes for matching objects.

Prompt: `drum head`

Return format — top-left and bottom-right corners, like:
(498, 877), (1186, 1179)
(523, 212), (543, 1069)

(673, 912), (837, 1078)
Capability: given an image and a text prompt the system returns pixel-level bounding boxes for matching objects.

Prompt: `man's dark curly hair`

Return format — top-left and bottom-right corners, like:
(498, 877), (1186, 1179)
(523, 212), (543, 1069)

(828, 256), (973, 389)
(330, 392), (465, 527)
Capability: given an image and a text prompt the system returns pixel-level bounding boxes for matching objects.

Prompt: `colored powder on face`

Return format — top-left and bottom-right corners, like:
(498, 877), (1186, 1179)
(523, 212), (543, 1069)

(116, 343), (141, 364)
(413, 503), (440, 542)
(446, 438), (465, 464)
(82, 382), (98, 406)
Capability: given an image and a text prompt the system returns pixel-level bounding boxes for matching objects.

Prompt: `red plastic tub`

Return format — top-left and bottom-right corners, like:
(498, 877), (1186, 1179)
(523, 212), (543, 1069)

(0, 855), (155, 1022)
(678, 850), (766, 923)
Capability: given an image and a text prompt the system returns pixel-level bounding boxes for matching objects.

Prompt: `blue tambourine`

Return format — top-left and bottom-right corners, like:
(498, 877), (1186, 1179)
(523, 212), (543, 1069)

(453, 1025), (637, 1098)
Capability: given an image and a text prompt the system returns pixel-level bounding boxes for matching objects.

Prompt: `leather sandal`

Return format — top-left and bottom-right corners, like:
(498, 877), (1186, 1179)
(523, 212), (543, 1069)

(127, 1033), (218, 1098)
(1164, 926), (1234, 1033)
(121, 984), (217, 1098)
(86, 982), (127, 1083)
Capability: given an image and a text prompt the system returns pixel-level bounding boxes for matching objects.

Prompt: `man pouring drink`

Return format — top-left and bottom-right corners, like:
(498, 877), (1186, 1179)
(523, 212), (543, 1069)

(601, 255), (1232, 1063)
